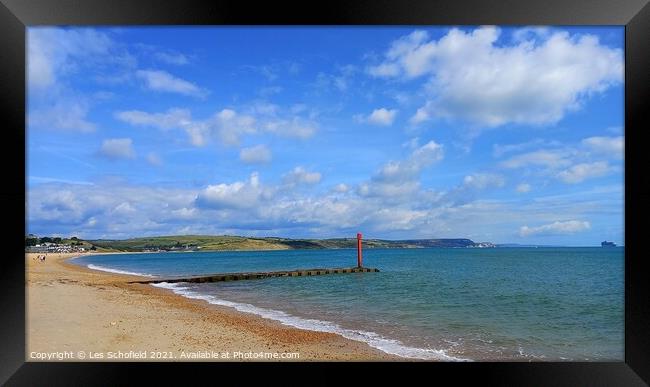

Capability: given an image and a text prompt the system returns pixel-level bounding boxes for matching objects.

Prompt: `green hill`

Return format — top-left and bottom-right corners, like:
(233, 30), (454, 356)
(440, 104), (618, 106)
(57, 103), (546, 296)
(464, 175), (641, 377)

(85, 235), (489, 252)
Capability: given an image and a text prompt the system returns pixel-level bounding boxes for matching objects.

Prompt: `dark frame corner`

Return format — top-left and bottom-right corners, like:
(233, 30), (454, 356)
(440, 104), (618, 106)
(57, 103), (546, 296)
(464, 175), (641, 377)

(1, 0), (648, 385)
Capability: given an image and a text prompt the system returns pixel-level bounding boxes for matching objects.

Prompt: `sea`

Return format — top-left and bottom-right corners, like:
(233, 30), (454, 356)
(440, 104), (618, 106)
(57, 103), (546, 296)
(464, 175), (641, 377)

(71, 247), (624, 361)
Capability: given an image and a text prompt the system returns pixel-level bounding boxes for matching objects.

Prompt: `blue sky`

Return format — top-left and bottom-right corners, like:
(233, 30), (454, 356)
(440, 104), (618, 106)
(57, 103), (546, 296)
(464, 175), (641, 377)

(26, 26), (624, 245)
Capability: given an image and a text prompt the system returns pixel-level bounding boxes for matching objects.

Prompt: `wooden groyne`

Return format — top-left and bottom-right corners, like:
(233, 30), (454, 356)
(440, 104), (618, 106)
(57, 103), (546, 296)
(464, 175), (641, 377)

(130, 267), (380, 284)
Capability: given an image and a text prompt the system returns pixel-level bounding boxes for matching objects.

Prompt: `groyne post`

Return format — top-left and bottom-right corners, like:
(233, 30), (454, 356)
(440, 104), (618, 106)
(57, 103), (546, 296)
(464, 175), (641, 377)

(357, 232), (363, 268)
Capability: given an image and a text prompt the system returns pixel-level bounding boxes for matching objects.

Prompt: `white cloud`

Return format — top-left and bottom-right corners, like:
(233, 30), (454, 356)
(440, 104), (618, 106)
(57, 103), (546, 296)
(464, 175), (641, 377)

(29, 176), (94, 185)
(31, 189), (87, 223)
(314, 65), (358, 93)
(195, 172), (271, 210)
(519, 220), (591, 237)
(154, 51), (189, 65)
(492, 139), (561, 158)
(29, 100), (96, 132)
(261, 117), (317, 139)
(112, 202), (136, 216)
(27, 172), (619, 242)
(171, 207), (197, 219)
(379, 140), (444, 181)
(409, 108), (430, 124)
(516, 183), (532, 193)
(115, 107), (254, 147)
(283, 167), (322, 186)
(247, 101), (280, 116)
(358, 180), (421, 198)
(409, 140), (445, 167)
(361, 108), (398, 126)
(28, 32), (56, 88)
(184, 122), (210, 146)
(499, 136), (621, 185)
(146, 152), (163, 166)
(28, 27), (115, 89)
(115, 108), (191, 130)
(132, 43), (191, 67)
(259, 86), (283, 97)
(213, 109), (257, 145)
(438, 172), (506, 207)
(28, 181), (198, 238)
(240, 145), (272, 164)
(115, 106), (317, 147)
(402, 137), (420, 150)
(136, 69), (208, 97)
(556, 161), (613, 184)
(333, 183), (349, 193)
(27, 28), (139, 135)
(360, 140), (444, 198)
(582, 136), (624, 158)
(462, 173), (505, 189)
(369, 27), (623, 128)
(367, 62), (401, 78)
(99, 138), (136, 160)
(500, 150), (571, 169)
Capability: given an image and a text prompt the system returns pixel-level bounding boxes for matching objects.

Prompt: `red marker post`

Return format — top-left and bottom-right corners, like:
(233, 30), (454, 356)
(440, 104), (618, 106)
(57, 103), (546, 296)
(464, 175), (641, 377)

(357, 232), (363, 268)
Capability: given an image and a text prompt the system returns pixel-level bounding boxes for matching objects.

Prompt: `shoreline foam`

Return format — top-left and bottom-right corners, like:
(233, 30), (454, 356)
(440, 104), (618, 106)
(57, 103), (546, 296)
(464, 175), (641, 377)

(87, 263), (155, 277)
(153, 281), (468, 361)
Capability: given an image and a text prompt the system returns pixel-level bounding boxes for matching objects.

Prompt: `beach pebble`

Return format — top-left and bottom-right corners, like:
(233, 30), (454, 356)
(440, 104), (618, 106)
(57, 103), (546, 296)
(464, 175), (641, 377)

(110, 321), (117, 326)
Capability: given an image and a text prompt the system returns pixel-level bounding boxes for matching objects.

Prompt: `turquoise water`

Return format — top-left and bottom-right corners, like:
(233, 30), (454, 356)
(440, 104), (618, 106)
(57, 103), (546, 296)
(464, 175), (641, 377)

(72, 247), (624, 361)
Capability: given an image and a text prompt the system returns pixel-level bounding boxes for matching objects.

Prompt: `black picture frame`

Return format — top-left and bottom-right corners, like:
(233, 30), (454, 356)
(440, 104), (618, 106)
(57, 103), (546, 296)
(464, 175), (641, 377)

(1, 0), (648, 385)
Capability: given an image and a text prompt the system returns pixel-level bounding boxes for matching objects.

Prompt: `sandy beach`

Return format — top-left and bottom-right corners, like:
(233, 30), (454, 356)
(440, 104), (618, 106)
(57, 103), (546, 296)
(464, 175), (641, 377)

(26, 252), (397, 361)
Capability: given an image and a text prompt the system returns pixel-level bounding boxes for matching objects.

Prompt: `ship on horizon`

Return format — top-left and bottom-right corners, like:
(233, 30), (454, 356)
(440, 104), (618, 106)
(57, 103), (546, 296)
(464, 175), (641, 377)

(601, 241), (617, 247)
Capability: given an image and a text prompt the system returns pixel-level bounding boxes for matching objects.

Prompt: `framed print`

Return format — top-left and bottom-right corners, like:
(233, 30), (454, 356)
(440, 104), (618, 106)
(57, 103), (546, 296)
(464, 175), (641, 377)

(1, 0), (648, 385)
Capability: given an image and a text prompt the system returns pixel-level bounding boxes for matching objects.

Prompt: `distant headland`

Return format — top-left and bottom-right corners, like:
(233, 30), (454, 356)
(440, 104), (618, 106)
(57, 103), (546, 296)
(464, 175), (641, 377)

(25, 234), (497, 253)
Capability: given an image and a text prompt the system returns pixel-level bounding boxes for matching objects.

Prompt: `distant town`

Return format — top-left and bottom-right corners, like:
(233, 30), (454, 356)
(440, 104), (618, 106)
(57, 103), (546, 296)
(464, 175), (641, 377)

(25, 235), (97, 254)
(24, 234), (202, 254)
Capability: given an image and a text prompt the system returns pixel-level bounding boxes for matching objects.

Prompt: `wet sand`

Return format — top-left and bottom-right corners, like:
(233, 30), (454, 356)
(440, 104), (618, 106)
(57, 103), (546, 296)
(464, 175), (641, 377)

(26, 252), (398, 361)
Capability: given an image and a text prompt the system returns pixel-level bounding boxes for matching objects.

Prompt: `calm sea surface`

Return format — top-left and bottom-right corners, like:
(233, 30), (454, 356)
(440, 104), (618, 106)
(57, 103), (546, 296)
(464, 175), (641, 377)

(72, 247), (624, 361)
